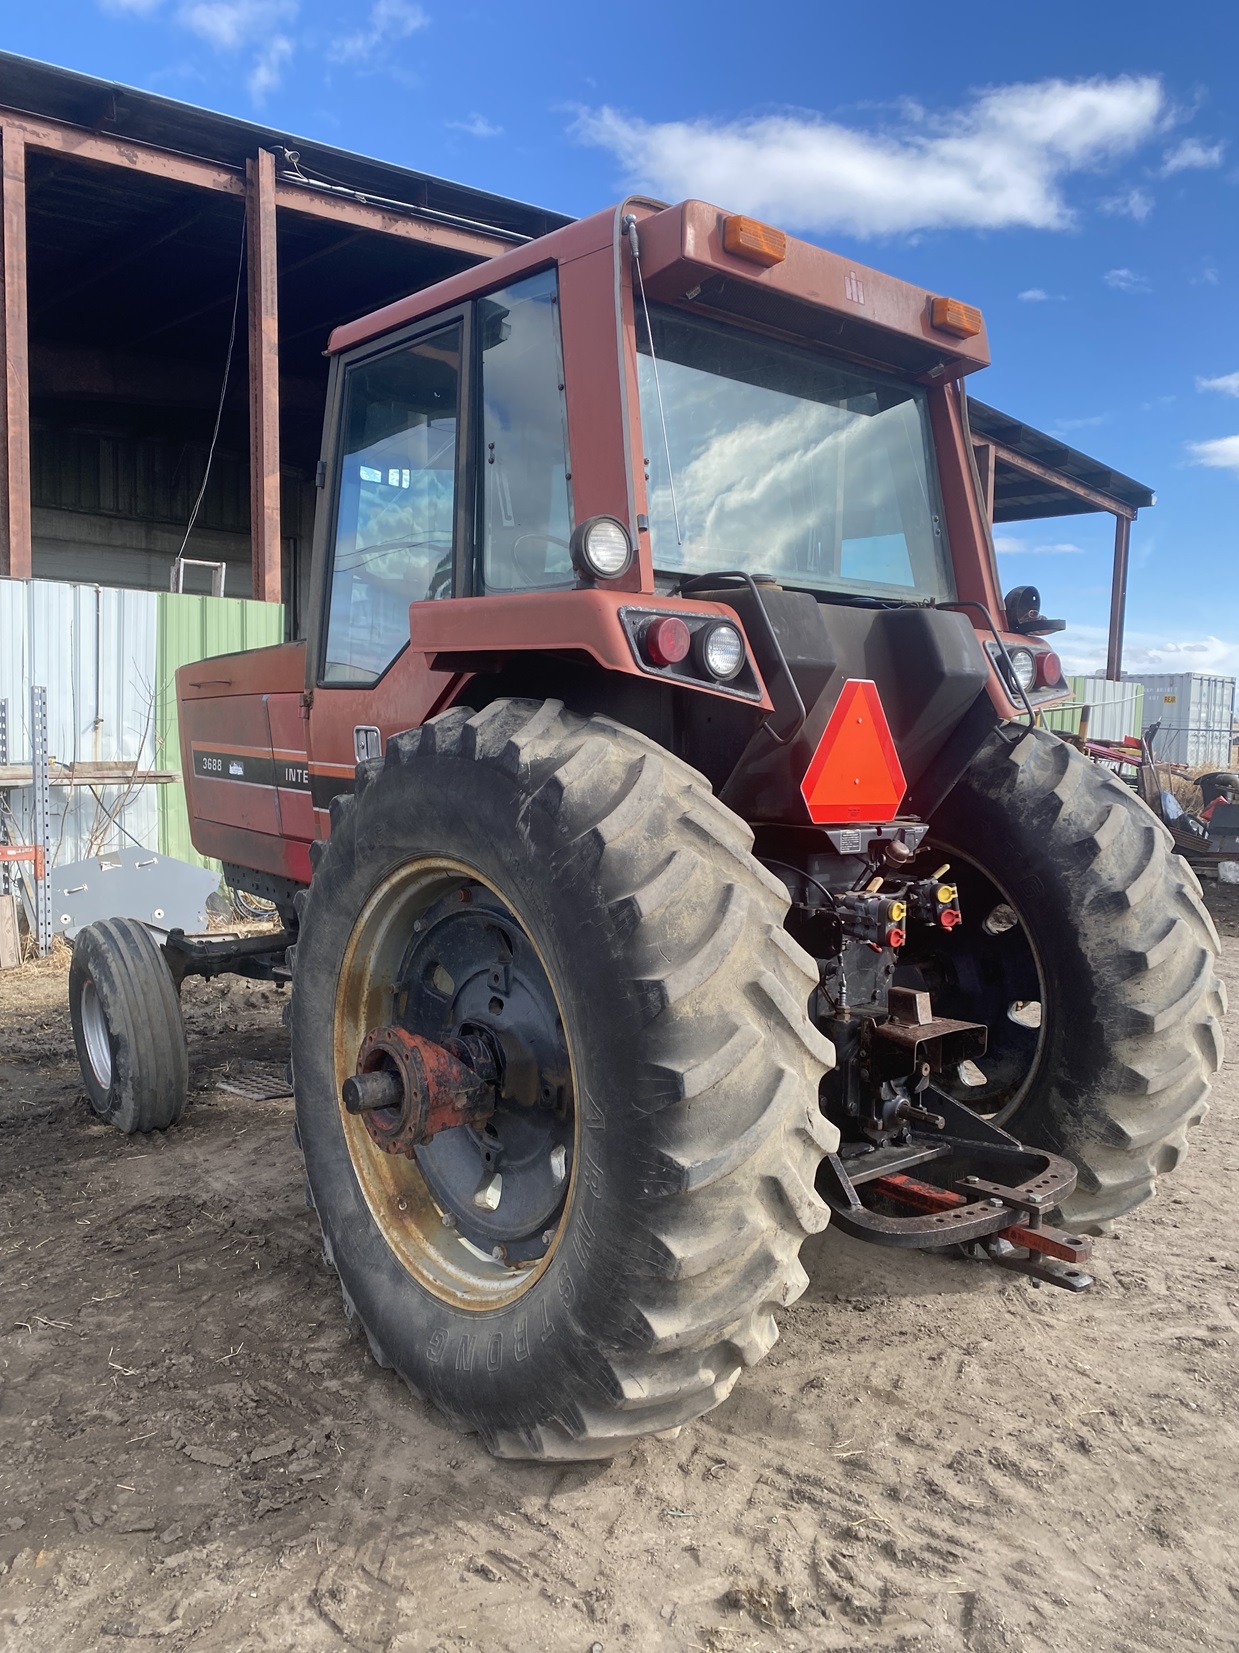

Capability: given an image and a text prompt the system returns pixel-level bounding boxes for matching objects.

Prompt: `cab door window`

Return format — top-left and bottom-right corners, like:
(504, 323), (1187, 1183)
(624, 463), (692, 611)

(323, 323), (461, 683)
(478, 270), (573, 593)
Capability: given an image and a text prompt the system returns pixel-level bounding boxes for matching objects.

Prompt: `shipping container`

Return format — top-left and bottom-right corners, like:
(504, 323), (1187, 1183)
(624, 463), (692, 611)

(1123, 673), (1237, 769)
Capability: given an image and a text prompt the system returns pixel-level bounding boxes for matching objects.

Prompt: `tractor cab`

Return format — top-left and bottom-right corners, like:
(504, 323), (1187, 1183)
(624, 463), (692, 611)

(291, 198), (1064, 827)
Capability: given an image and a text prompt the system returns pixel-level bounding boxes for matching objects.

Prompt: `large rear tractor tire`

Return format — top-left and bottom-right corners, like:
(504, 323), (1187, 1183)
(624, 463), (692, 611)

(289, 699), (835, 1459)
(905, 725), (1224, 1230)
(69, 917), (189, 1133)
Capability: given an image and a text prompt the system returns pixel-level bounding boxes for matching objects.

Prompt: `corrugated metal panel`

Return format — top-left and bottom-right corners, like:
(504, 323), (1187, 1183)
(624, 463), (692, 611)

(1040, 677), (1145, 744)
(32, 424), (249, 534)
(1124, 673), (1237, 768)
(0, 576), (159, 866)
(156, 592), (285, 868)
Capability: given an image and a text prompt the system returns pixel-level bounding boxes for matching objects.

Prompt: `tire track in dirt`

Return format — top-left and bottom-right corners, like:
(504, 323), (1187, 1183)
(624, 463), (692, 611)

(1, 932), (1237, 1651)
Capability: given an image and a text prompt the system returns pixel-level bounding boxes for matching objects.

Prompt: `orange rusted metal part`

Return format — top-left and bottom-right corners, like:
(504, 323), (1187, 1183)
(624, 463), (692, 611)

(246, 149), (282, 605)
(0, 123), (31, 581)
(871, 1173), (966, 1214)
(0, 843), (44, 880)
(871, 1171), (1093, 1264)
(354, 1025), (496, 1158)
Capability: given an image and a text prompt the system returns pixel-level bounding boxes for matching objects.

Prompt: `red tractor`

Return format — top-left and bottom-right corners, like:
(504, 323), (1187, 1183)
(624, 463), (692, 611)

(69, 200), (1223, 1459)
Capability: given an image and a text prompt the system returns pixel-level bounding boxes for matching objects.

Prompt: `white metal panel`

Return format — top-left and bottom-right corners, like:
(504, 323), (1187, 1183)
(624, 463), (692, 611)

(1126, 672), (1237, 769)
(0, 577), (159, 868)
(0, 580), (29, 760)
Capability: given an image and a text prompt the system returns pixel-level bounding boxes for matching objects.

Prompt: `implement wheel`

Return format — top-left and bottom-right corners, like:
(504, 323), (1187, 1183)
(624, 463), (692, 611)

(903, 726), (1224, 1229)
(290, 699), (835, 1459)
(69, 917), (189, 1133)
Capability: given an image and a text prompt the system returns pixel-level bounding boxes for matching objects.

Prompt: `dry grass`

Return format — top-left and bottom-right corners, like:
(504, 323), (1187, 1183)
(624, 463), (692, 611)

(15, 930), (72, 972)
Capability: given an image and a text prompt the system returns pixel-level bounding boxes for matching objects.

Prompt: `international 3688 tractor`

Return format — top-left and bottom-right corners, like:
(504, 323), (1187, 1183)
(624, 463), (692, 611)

(68, 199), (1224, 1459)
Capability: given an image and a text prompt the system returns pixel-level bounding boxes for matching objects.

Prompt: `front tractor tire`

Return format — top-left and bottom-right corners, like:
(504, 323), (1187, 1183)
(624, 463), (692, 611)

(289, 700), (836, 1460)
(911, 726), (1224, 1230)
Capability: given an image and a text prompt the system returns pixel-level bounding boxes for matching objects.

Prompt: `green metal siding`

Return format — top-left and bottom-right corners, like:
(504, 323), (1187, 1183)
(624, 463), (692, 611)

(156, 593), (285, 870)
(1039, 676), (1145, 743)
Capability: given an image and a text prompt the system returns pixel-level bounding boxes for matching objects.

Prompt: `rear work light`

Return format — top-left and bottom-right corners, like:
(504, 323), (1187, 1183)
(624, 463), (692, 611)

(721, 214), (787, 267)
(1006, 647), (1037, 693)
(695, 621), (746, 681)
(931, 295), (983, 338)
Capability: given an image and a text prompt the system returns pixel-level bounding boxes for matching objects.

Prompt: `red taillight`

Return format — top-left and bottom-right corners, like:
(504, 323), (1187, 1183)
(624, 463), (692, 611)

(643, 616), (691, 667)
(1036, 650), (1063, 688)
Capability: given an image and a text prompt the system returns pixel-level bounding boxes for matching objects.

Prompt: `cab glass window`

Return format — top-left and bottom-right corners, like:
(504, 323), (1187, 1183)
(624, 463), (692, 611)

(636, 306), (953, 602)
(323, 324), (461, 683)
(478, 270), (573, 593)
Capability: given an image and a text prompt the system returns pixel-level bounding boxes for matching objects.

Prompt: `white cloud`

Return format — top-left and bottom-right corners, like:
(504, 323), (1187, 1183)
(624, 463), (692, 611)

(1057, 624), (1239, 680)
(1187, 435), (1239, 474)
(1104, 267), (1150, 293)
(329, 0), (427, 63)
(248, 33), (292, 100)
(1198, 372), (1239, 397)
(448, 113), (503, 139)
(1053, 414), (1109, 433)
(1018, 288), (1050, 301)
(1100, 185), (1154, 220)
(574, 75), (1167, 238)
(177, 0), (295, 48)
(994, 535), (1084, 555)
(1160, 137), (1226, 176)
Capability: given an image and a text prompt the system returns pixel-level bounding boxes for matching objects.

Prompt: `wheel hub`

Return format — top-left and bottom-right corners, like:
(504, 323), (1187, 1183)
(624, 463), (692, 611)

(343, 1024), (499, 1156)
(400, 889), (574, 1264)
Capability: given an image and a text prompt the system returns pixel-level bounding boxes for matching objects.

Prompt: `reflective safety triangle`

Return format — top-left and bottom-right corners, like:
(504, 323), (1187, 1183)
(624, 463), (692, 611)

(800, 678), (907, 824)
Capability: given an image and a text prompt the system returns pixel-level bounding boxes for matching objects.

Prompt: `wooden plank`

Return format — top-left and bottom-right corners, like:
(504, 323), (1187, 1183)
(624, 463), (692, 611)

(273, 179), (507, 260)
(0, 764), (178, 786)
(0, 891), (18, 970)
(246, 149), (281, 604)
(0, 124), (31, 579)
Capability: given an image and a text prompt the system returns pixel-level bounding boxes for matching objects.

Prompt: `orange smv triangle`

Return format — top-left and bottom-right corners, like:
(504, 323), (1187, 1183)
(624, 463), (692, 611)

(800, 679), (907, 825)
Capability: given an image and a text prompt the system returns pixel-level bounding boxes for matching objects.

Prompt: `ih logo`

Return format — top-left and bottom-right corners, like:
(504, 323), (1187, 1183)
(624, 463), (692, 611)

(800, 679), (907, 824)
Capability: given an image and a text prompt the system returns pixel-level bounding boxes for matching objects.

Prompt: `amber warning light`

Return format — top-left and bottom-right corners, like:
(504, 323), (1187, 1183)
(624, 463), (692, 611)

(801, 680), (907, 825)
(721, 214), (787, 267)
(931, 295), (983, 339)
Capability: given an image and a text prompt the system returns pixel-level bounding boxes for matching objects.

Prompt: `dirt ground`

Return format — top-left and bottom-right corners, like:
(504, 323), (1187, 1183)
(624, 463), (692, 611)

(2, 891), (1238, 1653)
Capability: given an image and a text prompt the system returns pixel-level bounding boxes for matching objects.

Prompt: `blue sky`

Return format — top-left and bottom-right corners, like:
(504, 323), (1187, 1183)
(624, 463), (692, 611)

(5, 0), (1238, 676)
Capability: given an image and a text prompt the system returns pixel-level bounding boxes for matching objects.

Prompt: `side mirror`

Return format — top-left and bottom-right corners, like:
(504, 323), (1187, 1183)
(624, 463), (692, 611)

(1004, 584), (1066, 636)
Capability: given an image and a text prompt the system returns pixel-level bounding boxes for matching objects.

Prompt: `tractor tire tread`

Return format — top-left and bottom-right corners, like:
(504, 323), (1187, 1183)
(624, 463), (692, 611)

(944, 725), (1222, 1229)
(293, 697), (837, 1460)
